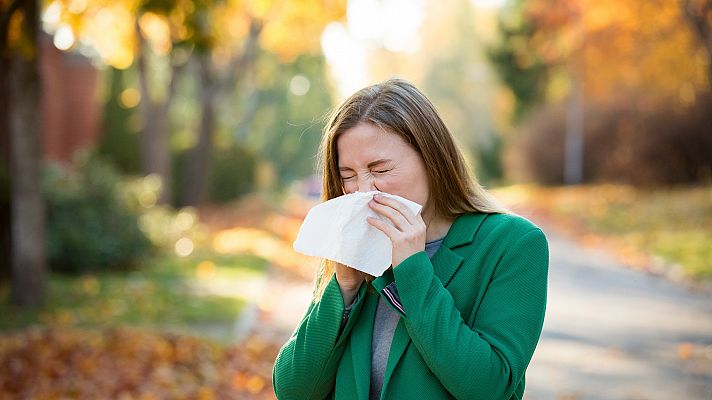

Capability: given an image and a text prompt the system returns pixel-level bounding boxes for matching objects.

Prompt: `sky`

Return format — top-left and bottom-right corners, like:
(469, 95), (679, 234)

(321, 0), (507, 99)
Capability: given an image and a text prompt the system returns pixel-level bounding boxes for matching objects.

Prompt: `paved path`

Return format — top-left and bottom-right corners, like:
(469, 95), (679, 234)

(247, 225), (712, 399)
(240, 267), (314, 345)
(525, 228), (712, 400)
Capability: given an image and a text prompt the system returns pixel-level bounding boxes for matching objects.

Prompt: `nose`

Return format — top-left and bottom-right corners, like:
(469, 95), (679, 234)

(357, 174), (378, 192)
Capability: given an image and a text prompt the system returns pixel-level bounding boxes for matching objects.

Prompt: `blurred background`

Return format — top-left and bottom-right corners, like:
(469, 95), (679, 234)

(1, 0), (711, 398)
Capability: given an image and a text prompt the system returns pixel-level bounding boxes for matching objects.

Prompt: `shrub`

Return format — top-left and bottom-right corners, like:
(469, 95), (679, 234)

(210, 145), (257, 203)
(515, 91), (712, 185)
(44, 154), (153, 274)
(173, 145), (257, 207)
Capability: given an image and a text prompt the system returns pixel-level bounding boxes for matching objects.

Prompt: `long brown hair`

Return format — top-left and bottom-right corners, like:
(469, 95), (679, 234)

(313, 78), (506, 299)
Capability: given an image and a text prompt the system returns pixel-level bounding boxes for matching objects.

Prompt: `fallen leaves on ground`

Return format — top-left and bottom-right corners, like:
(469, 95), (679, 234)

(0, 327), (280, 399)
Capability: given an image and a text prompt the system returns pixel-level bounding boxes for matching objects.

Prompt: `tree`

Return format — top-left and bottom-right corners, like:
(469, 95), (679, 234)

(0, 0), (47, 306)
(682, 0), (712, 85)
(489, 0), (711, 185)
(421, 0), (505, 184)
(491, 0), (711, 112)
(236, 52), (335, 187)
(44, 0), (182, 202)
(179, 0), (346, 205)
(487, 1), (549, 121)
(46, 0), (346, 205)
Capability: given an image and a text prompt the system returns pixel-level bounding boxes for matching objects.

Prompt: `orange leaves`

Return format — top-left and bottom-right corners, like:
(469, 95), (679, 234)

(231, 371), (266, 394)
(522, 0), (709, 104)
(0, 327), (280, 399)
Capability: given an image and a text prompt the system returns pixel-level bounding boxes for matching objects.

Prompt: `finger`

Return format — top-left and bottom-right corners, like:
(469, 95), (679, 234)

(373, 195), (418, 224)
(367, 215), (400, 240)
(369, 199), (409, 231)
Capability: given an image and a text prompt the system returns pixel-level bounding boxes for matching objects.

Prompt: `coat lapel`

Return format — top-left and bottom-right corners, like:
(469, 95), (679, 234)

(377, 213), (488, 398)
(350, 291), (378, 400)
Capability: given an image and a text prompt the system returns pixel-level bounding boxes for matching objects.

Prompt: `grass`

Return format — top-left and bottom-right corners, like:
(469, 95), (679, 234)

(0, 251), (269, 340)
(493, 184), (712, 280)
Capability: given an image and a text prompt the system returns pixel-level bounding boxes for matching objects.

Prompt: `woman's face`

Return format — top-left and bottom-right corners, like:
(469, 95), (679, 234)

(336, 122), (432, 217)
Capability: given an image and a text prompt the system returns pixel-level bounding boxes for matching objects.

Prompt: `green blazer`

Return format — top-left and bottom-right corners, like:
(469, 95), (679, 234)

(273, 212), (549, 400)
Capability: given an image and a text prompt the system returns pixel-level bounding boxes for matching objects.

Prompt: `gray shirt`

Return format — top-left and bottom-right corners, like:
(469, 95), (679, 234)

(369, 237), (444, 400)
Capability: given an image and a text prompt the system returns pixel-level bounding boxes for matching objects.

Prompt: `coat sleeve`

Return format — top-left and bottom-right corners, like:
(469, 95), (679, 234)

(272, 274), (367, 400)
(393, 228), (549, 400)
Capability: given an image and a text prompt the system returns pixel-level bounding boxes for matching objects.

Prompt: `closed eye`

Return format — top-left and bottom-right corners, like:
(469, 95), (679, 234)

(374, 169), (391, 174)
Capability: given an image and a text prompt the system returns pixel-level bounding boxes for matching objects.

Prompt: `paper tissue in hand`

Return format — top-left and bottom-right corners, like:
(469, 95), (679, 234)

(293, 191), (422, 277)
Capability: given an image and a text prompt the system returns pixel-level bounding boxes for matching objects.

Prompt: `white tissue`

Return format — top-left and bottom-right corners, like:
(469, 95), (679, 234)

(293, 191), (423, 277)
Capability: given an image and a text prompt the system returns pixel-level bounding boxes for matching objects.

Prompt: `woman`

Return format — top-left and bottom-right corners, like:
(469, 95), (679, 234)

(273, 78), (548, 400)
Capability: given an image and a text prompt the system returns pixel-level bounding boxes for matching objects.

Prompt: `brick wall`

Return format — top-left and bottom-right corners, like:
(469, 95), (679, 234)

(40, 34), (101, 163)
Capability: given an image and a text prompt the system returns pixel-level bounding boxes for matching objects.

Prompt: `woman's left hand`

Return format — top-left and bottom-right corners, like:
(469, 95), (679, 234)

(367, 194), (427, 268)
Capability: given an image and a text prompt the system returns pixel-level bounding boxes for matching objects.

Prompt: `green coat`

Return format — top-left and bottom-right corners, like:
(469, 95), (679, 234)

(273, 212), (549, 400)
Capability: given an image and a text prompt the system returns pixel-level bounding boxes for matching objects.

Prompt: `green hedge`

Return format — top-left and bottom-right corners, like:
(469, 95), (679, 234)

(173, 145), (257, 207)
(44, 155), (153, 274)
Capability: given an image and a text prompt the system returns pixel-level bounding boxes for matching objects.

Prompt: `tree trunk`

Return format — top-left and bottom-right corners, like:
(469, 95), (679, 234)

(182, 18), (263, 206)
(0, 0), (25, 285)
(137, 97), (173, 204)
(564, 68), (584, 185)
(0, 43), (11, 284)
(8, 0), (46, 306)
(564, 8), (585, 185)
(135, 22), (185, 205)
(682, 0), (712, 88)
(183, 54), (217, 206)
(234, 69), (260, 144)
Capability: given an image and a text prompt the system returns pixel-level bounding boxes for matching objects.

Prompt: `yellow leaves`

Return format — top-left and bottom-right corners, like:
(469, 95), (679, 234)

(259, 0), (348, 61)
(247, 0), (277, 20)
(139, 12), (172, 56)
(83, 4), (135, 69)
(39, 0), (345, 71)
(66, 0), (88, 14)
(42, 0), (138, 68)
(167, 0), (194, 32)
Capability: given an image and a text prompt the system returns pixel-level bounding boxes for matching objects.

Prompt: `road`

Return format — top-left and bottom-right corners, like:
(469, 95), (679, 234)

(524, 229), (712, 400)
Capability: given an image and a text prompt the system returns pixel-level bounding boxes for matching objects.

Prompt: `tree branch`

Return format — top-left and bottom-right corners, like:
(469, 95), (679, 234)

(682, 0), (712, 58)
(219, 17), (264, 91)
(165, 50), (189, 108)
(135, 17), (153, 109)
(682, 0), (712, 85)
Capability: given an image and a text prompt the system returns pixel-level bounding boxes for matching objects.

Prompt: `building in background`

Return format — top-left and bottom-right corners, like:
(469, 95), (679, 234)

(40, 33), (101, 163)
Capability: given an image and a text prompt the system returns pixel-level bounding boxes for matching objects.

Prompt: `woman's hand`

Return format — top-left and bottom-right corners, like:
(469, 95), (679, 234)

(334, 261), (366, 306)
(367, 194), (426, 268)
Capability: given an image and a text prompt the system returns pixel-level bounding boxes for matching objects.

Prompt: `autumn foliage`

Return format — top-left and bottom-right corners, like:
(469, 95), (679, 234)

(521, 0), (709, 105)
(493, 0), (712, 185)
(0, 327), (280, 399)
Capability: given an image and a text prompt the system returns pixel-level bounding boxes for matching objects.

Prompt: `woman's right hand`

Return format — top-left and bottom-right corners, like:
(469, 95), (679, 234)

(334, 262), (366, 306)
